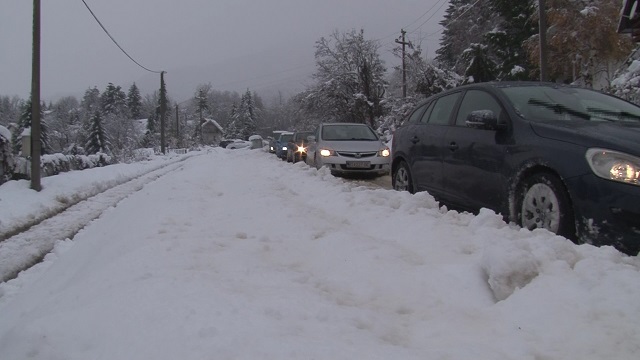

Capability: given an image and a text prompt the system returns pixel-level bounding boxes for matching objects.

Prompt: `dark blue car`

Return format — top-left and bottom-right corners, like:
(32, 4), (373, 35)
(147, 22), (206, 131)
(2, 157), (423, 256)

(275, 132), (294, 160)
(391, 82), (640, 255)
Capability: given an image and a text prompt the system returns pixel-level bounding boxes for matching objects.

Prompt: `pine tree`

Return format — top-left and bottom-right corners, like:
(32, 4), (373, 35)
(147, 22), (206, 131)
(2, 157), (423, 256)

(127, 83), (143, 120)
(85, 111), (110, 155)
(11, 99), (50, 155)
(462, 43), (497, 83)
(101, 83), (127, 116)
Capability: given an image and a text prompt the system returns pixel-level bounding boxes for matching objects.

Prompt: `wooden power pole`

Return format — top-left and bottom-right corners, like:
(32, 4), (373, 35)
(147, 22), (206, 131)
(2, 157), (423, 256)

(30, 0), (42, 191)
(538, 0), (549, 82)
(395, 29), (411, 98)
(160, 71), (167, 154)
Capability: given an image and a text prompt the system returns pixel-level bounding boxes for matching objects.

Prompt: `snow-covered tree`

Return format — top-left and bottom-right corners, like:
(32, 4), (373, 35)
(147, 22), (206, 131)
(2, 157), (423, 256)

(436, 0), (496, 75)
(462, 43), (497, 83)
(484, 0), (537, 80)
(11, 99), (50, 155)
(85, 110), (110, 155)
(0, 95), (22, 128)
(389, 46), (462, 98)
(101, 83), (127, 116)
(297, 29), (387, 127)
(127, 83), (143, 120)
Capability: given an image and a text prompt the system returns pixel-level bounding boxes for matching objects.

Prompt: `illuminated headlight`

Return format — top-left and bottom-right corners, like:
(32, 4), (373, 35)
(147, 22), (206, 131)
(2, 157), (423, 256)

(270, 146), (274, 151)
(296, 145), (306, 153)
(586, 148), (640, 186)
(378, 147), (391, 157)
(282, 146), (288, 151)
(320, 149), (335, 157)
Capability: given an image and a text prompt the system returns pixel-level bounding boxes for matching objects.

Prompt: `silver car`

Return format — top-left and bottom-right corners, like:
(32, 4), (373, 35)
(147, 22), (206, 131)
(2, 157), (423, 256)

(305, 123), (390, 177)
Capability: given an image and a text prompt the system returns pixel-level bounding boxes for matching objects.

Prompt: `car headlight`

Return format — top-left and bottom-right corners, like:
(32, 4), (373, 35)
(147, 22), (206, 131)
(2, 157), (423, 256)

(282, 146), (288, 151)
(586, 148), (640, 186)
(296, 145), (306, 153)
(320, 148), (335, 157)
(378, 147), (390, 157)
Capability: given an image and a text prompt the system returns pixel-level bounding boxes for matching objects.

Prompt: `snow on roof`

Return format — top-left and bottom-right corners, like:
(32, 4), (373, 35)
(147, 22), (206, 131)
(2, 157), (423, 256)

(203, 118), (223, 131)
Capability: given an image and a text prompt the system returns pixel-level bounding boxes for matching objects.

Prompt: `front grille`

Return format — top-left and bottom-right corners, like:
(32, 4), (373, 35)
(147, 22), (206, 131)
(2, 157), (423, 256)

(337, 151), (377, 158)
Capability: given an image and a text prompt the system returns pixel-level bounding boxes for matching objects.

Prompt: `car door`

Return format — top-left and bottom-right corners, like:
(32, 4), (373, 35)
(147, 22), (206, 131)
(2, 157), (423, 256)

(411, 92), (462, 197)
(440, 89), (510, 212)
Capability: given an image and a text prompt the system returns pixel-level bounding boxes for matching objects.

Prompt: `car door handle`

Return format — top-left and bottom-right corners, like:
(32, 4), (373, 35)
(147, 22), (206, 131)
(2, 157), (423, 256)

(411, 136), (420, 144)
(449, 142), (459, 151)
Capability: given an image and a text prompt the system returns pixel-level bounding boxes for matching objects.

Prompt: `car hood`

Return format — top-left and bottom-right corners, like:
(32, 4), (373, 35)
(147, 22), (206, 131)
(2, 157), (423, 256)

(320, 140), (385, 152)
(530, 121), (640, 154)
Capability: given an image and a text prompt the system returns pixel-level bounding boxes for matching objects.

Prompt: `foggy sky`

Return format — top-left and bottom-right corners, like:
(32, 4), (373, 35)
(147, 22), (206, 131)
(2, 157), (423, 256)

(1, 0), (448, 102)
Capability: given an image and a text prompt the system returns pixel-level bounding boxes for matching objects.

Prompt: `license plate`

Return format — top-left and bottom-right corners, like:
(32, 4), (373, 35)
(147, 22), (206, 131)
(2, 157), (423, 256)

(346, 161), (370, 168)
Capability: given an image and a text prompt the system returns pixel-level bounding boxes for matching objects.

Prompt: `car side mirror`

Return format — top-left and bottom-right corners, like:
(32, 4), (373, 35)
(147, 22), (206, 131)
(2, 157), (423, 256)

(466, 110), (503, 130)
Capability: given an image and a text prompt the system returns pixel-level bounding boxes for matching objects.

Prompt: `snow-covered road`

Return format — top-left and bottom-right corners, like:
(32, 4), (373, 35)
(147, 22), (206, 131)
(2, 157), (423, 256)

(0, 149), (639, 360)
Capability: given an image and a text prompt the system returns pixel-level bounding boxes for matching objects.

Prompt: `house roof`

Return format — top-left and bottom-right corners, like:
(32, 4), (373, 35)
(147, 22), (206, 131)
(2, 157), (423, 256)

(203, 118), (223, 132)
(618, 0), (640, 36)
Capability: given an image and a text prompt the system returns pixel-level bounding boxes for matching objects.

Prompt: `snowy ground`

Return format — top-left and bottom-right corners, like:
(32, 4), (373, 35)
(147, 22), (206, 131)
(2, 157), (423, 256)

(0, 148), (639, 360)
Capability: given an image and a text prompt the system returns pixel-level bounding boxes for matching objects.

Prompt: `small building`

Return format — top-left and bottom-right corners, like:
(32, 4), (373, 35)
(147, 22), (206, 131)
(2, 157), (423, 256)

(619, 0), (640, 41)
(202, 118), (224, 146)
(0, 125), (14, 184)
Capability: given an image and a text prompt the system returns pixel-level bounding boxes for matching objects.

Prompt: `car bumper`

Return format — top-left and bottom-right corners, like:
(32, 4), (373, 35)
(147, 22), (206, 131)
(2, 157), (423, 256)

(566, 174), (640, 255)
(319, 156), (390, 175)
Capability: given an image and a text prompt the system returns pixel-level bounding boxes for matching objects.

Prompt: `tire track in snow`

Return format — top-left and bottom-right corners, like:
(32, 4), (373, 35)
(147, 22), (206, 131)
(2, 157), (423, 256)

(0, 160), (190, 283)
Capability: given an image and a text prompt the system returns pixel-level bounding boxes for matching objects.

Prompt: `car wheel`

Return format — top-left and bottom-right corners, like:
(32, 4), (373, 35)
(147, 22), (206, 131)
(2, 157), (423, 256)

(516, 172), (575, 239)
(392, 161), (414, 193)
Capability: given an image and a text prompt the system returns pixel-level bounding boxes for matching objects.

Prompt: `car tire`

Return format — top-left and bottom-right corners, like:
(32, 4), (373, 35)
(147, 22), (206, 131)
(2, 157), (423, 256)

(392, 161), (414, 193)
(516, 172), (575, 239)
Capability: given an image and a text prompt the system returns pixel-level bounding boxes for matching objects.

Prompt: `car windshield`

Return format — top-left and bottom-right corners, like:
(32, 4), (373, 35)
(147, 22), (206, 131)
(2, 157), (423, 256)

(500, 86), (640, 123)
(279, 134), (293, 142)
(294, 132), (312, 142)
(321, 125), (378, 141)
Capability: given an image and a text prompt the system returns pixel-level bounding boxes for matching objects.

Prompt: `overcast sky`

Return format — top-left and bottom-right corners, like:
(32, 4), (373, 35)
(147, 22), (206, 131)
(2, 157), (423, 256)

(1, 0), (449, 102)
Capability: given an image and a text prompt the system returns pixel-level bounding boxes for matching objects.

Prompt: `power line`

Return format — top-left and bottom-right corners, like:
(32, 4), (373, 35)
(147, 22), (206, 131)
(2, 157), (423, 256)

(80, 0), (163, 74)
(403, 0), (449, 31)
(407, 0), (449, 35)
(422, 0), (483, 38)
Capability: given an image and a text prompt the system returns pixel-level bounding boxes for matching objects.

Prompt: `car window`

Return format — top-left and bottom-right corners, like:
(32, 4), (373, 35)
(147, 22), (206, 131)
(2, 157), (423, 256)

(426, 92), (461, 125)
(321, 125), (377, 141)
(419, 101), (435, 123)
(501, 86), (640, 123)
(407, 103), (428, 124)
(455, 90), (503, 126)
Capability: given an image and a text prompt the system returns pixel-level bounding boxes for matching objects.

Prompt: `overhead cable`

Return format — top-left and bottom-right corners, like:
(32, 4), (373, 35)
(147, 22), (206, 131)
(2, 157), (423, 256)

(81, 0), (163, 74)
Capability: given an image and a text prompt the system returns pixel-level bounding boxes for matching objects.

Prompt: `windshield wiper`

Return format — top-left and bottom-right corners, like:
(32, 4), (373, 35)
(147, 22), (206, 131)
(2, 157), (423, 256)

(528, 99), (591, 120)
(586, 107), (640, 122)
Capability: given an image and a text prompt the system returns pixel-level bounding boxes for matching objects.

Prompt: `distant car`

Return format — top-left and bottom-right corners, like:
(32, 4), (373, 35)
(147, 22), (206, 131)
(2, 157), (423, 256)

(391, 81), (640, 255)
(286, 131), (314, 163)
(268, 130), (287, 153)
(275, 132), (294, 160)
(305, 123), (390, 177)
(225, 139), (251, 149)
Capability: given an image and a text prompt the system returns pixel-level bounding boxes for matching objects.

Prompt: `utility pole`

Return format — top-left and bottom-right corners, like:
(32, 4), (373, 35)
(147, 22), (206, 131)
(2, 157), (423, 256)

(395, 29), (411, 98)
(538, 0), (549, 82)
(160, 71), (167, 154)
(30, 0), (42, 191)
(175, 103), (180, 149)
